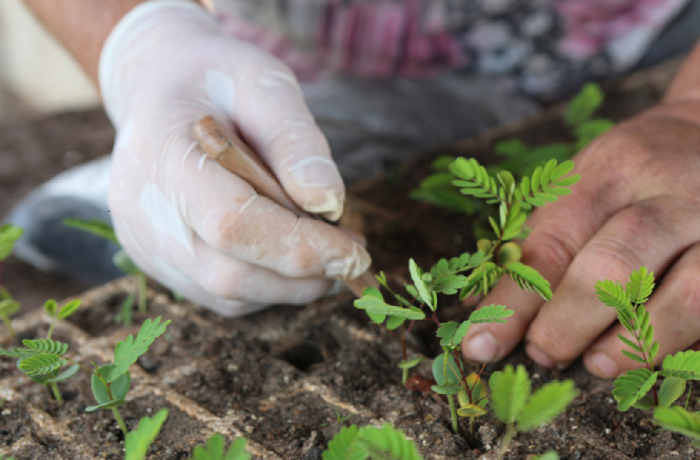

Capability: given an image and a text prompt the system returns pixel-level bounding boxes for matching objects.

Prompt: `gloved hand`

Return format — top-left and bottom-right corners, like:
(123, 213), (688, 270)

(99, 0), (370, 315)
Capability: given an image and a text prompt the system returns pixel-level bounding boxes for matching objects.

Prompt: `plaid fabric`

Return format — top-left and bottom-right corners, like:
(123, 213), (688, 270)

(214, 0), (689, 100)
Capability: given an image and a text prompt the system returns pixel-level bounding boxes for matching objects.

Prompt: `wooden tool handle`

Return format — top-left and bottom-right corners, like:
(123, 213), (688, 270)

(193, 115), (307, 217)
(193, 115), (377, 297)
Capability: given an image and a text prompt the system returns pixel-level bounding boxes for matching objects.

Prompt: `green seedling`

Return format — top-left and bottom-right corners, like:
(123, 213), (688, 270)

(355, 155), (579, 435)
(194, 423), (421, 460)
(189, 433), (250, 460)
(0, 224), (24, 338)
(63, 218), (147, 324)
(0, 298), (81, 401)
(596, 267), (700, 440)
(86, 316), (171, 435)
(412, 83), (610, 239)
(124, 408), (169, 460)
(489, 365), (578, 459)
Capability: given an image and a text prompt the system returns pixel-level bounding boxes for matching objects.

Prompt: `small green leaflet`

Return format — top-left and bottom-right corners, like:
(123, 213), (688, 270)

(409, 259), (435, 311)
(626, 267), (654, 306)
(124, 409), (169, 460)
(658, 377), (686, 408)
(515, 380), (578, 431)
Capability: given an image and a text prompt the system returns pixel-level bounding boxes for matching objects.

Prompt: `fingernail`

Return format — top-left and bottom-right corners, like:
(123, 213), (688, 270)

(464, 332), (500, 363)
(526, 343), (555, 368)
(587, 352), (619, 379)
(303, 189), (345, 221)
(325, 243), (371, 279)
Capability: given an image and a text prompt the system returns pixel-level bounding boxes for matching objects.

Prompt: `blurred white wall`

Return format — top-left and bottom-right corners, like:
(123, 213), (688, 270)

(0, 0), (100, 119)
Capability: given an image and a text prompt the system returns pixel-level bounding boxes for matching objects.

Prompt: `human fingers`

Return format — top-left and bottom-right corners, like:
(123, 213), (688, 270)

(584, 242), (700, 378)
(525, 195), (700, 369)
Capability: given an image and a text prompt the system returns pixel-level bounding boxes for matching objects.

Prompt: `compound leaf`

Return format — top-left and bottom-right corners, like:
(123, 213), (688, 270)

(662, 350), (700, 380)
(358, 424), (423, 460)
(469, 304), (514, 324)
(612, 369), (658, 411)
(489, 364), (531, 425)
(436, 321), (471, 348)
(19, 354), (66, 376)
(506, 263), (552, 300)
(516, 380), (579, 431)
(322, 425), (367, 460)
(105, 316), (170, 382)
(124, 409), (169, 460)
(626, 267), (655, 306)
(654, 406), (700, 442)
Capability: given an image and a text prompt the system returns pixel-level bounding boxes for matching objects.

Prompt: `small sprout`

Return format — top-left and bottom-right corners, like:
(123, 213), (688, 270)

(87, 316), (171, 435)
(63, 218), (148, 322)
(124, 409), (169, 460)
(489, 365), (578, 459)
(189, 433), (250, 460)
(44, 298), (81, 341)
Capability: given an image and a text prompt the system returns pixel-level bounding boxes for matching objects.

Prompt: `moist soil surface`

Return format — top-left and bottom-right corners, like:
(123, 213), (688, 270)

(1, 59), (697, 459)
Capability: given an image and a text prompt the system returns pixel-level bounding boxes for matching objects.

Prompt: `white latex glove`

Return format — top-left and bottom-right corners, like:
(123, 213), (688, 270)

(99, 0), (370, 316)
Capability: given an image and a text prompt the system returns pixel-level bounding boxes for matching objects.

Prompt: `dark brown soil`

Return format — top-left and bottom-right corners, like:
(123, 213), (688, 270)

(1, 58), (697, 459)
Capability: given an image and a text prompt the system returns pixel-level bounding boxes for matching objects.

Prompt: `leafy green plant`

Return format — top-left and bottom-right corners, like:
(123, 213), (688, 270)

(124, 409), (169, 460)
(354, 155), (579, 435)
(189, 433), (250, 460)
(596, 267), (700, 441)
(489, 365), (578, 459)
(63, 218), (147, 324)
(595, 267), (700, 412)
(86, 316), (170, 435)
(0, 298), (81, 401)
(0, 224), (24, 338)
(412, 83), (610, 239)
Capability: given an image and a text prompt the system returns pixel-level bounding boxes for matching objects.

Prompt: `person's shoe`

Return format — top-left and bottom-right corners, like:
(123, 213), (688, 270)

(4, 156), (123, 286)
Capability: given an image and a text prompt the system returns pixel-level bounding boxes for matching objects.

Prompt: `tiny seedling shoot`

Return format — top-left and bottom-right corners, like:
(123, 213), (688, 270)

(0, 224), (24, 338)
(595, 267), (700, 440)
(0, 298), (80, 402)
(63, 218), (148, 324)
